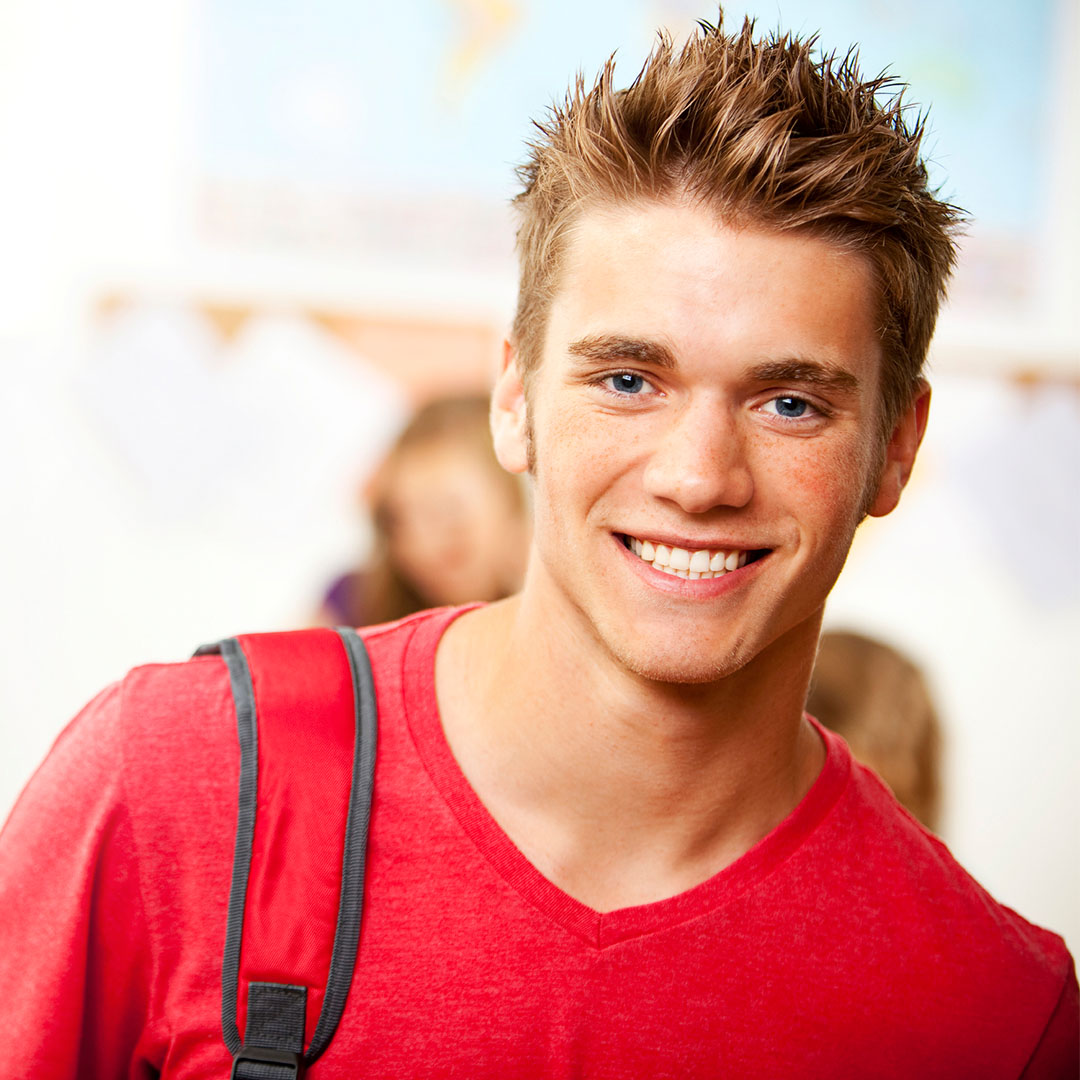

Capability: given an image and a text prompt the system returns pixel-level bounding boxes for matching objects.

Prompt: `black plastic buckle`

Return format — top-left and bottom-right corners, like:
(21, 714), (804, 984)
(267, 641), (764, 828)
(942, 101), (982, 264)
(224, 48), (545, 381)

(231, 1046), (303, 1078)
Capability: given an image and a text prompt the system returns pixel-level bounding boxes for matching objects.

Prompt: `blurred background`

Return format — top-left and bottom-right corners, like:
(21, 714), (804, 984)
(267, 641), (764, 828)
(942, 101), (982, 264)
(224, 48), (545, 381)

(1, 0), (1077, 953)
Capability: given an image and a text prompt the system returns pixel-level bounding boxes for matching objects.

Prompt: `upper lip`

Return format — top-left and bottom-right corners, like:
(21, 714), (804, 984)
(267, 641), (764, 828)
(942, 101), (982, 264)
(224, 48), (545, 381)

(617, 530), (768, 552)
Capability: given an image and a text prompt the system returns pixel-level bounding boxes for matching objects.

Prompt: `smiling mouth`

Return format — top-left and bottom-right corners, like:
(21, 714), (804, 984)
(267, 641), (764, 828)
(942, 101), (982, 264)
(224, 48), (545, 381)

(619, 534), (769, 579)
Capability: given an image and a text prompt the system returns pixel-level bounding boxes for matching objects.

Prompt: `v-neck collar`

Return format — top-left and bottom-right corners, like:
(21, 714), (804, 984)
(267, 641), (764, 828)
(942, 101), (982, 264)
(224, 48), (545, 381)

(401, 605), (851, 950)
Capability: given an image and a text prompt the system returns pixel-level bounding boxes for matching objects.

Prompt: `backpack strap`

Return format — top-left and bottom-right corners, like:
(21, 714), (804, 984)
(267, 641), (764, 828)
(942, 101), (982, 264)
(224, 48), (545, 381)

(195, 627), (377, 1078)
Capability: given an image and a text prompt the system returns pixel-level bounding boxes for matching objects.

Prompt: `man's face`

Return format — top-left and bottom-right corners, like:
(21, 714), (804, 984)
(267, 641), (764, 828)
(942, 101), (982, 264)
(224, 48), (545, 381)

(493, 199), (926, 685)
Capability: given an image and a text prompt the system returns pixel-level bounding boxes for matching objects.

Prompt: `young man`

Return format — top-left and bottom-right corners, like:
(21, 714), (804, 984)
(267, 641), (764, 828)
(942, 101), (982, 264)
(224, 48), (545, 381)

(1, 16), (1075, 1078)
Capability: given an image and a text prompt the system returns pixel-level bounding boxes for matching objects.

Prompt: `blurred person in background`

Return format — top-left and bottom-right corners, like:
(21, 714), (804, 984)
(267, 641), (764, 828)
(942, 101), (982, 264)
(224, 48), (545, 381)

(807, 631), (943, 831)
(318, 395), (530, 626)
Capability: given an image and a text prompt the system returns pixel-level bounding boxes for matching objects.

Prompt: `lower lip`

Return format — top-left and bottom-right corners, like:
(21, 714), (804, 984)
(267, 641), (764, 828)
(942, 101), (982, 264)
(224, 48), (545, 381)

(614, 535), (768, 598)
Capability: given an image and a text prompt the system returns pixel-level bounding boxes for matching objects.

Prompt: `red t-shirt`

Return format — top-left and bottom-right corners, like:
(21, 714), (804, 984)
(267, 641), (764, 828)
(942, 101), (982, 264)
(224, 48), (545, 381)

(0, 606), (1075, 1078)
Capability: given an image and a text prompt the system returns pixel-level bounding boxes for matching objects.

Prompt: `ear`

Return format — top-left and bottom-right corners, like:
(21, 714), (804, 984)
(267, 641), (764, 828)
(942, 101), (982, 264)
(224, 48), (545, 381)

(866, 381), (931, 518)
(490, 339), (530, 475)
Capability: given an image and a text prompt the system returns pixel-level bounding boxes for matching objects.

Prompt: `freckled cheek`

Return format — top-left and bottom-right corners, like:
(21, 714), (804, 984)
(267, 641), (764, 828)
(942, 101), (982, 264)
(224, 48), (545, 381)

(532, 424), (646, 546)
(757, 446), (867, 531)
(541, 409), (648, 478)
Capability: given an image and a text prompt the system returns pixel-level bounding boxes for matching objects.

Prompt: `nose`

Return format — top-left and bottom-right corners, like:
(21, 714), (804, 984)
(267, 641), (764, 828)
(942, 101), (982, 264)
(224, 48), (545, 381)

(642, 399), (754, 513)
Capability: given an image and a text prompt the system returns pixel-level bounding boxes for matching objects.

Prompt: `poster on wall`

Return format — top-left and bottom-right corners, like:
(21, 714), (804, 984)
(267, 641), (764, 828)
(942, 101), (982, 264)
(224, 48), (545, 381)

(196, 0), (1057, 314)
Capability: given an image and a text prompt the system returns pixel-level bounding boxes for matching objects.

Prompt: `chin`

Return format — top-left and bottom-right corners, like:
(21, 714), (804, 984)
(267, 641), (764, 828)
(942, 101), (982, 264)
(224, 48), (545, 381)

(606, 637), (749, 686)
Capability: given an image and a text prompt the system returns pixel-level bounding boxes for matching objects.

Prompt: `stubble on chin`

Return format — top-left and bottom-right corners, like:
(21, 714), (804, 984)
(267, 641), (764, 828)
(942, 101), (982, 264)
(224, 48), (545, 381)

(618, 651), (746, 686)
(591, 612), (753, 687)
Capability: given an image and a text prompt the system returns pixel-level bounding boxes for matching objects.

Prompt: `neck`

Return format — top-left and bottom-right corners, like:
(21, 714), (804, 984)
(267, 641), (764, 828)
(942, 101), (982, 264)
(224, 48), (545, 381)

(435, 589), (825, 912)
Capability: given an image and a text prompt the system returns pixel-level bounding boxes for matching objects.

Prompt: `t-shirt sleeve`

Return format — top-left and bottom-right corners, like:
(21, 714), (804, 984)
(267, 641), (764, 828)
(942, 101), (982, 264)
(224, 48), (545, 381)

(1019, 953), (1080, 1079)
(0, 683), (157, 1079)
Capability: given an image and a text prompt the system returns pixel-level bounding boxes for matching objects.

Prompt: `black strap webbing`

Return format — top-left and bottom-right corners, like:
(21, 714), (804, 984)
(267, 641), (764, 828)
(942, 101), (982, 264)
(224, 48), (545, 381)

(197, 627), (378, 1076)
(232, 983), (306, 1079)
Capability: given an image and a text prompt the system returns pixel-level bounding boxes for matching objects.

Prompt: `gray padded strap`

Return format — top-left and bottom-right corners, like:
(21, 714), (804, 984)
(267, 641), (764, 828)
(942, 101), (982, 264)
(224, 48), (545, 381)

(305, 628), (378, 1061)
(218, 638), (259, 1058)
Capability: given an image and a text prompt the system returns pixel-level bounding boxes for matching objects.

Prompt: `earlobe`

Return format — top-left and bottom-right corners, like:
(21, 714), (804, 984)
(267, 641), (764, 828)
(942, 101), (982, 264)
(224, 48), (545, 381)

(867, 383), (931, 518)
(490, 340), (530, 475)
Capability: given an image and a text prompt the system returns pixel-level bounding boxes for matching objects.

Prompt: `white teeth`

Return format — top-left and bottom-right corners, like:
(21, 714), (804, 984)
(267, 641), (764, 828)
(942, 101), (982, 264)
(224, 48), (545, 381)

(689, 549), (711, 573)
(669, 547), (691, 571)
(626, 534), (756, 580)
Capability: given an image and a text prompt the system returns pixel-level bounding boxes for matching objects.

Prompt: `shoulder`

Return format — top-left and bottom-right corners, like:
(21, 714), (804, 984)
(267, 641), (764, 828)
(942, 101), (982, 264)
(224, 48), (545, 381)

(90, 654), (241, 809)
(118, 651), (236, 739)
(3, 653), (235, 828)
(358, 604), (474, 651)
(0, 650), (238, 926)
(34, 656), (243, 878)
(837, 752), (1070, 959)
(817, 744), (1075, 1059)
(844, 756), (1065, 943)
(61, 612), (463, 788)
(358, 604), (478, 694)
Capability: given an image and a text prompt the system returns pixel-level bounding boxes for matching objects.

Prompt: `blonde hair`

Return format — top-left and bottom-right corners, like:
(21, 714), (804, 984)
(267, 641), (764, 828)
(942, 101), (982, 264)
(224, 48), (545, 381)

(512, 13), (963, 436)
(807, 631), (942, 830)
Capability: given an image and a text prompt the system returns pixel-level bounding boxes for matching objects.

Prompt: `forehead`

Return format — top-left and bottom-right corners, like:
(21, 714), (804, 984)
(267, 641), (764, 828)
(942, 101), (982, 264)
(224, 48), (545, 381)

(545, 200), (882, 384)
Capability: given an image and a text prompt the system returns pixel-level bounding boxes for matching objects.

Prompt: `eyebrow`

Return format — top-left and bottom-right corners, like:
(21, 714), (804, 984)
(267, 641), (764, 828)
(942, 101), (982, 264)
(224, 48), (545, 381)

(748, 360), (861, 395)
(567, 335), (862, 394)
(567, 335), (677, 370)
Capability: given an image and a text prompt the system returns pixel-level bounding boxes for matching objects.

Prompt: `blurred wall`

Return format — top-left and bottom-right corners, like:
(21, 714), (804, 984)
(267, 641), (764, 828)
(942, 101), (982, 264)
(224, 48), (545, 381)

(1, 0), (1077, 957)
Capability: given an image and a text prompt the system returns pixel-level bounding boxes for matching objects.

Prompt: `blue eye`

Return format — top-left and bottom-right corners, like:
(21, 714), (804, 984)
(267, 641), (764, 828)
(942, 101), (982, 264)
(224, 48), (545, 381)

(770, 396), (809, 418)
(606, 373), (649, 394)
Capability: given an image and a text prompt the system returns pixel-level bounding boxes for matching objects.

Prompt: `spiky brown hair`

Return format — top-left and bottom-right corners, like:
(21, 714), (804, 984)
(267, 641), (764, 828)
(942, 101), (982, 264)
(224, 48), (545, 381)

(511, 13), (963, 435)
